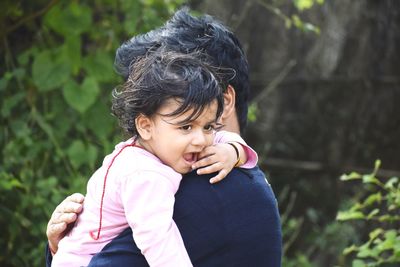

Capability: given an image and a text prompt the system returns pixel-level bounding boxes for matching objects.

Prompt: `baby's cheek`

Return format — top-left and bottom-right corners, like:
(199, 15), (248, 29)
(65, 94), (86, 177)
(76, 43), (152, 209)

(206, 135), (215, 146)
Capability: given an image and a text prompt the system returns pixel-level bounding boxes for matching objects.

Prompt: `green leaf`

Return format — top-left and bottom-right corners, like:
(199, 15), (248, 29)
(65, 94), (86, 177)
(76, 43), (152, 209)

(247, 103), (258, 122)
(337, 210), (365, 221)
(83, 52), (115, 82)
(378, 214), (392, 222)
(83, 100), (115, 140)
(356, 246), (373, 258)
(122, 0), (142, 35)
(141, 7), (165, 31)
(340, 172), (362, 181)
(86, 144), (99, 170)
(284, 17), (292, 29)
(384, 177), (399, 189)
(0, 77), (8, 91)
(31, 108), (64, 157)
(63, 35), (82, 75)
(32, 51), (70, 91)
(362, 174), (379, 184)
(377, 237), (394, 252)
(352, 259), (366, 267)
(17, 47), (37, 66)
(12, 68), (25, 80)
(374, 159), (381, 173)
(44, 2), (92, 37)
(10, 120), (31, 138)
(48, 96), (74, 139)
(1, 92), (25, 117)
(366, 208), (379, 220)
(369, 228), (383, 240)
(0, 176), (23, 191)
(394, 239), (400, 255)
(291, 15), (303, 28)
(66, 140), (87, 169)
(303, 23), (320, 34)
(384, 230), (397, 241)
(363, 192), (382, 207)
(343, 244), (359, 255)
(62, 77), (100, 113)
(0, 72), (12, 91)
(293, 0), (314, 11)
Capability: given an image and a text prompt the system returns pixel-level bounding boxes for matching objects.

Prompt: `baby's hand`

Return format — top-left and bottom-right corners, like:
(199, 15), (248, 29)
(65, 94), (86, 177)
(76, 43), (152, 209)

(192, 143), (238, 184)
(47, 193), (85, 255)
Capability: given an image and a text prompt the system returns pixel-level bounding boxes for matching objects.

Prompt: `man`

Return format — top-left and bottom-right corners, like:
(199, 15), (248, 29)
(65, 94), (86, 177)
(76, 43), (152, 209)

(46, 9), (282, 266)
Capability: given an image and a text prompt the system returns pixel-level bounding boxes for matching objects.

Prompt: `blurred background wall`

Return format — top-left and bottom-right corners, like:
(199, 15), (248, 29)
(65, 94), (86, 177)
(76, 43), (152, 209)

(191, 0), (400, 265)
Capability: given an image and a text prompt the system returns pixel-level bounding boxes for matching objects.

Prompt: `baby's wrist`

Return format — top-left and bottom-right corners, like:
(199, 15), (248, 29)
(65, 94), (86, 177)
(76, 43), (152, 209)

(48, 242), (57, 256)
(227, 142), (245, 167)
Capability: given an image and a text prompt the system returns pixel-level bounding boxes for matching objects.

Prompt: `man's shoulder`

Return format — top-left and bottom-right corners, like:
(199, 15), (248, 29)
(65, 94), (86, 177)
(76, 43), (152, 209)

(226, 166), (269, 183)
(179, 166), (269, 191)
(183, 165), (265, 179)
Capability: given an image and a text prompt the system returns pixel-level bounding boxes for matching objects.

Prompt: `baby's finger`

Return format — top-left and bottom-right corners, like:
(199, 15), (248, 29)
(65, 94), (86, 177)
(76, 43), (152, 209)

(209, 169), (229, 184)
(47, 222), (68, 236)
(55, 199), (83, 215)
(192, 155), (216, 169)
(50, 210), (78, 225)
(196, 162), (221, 175)
(59, 212), (78, 224)
(66, 193), (85, 204)
(46, 221), (69, 254)
(197, 146), (216, 159)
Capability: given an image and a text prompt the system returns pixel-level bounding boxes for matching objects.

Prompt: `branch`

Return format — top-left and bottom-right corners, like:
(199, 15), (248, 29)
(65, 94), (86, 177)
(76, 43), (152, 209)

(283, 216), (304, 255)
(264, 157), (400, 179)
(230, 0), (253, 31)
(252, 59), (297, 106)
(5, 0), (59, 35)
(256, 0), (292, 26)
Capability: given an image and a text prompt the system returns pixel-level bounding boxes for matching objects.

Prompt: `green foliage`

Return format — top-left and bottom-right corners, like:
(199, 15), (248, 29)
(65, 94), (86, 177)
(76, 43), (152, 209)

(247, 102), (258, 122)
(279, 184), (357, 267)
(256, 0), (323, 34)
(290, 14), (320, 34)
(337, 160), (400, 266)
(288, 0), (323, 34)
(283, 253), (314, 267)
(0, 0), (185, 266)
(293, 0), (324, 11)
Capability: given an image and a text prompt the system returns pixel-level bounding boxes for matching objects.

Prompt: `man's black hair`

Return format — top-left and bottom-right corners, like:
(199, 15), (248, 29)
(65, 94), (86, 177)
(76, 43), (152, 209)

(114, 8), (250, 133)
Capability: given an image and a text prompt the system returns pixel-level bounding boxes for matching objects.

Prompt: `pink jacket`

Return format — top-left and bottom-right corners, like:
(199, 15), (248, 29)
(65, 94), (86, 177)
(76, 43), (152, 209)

(52, 131), (257, 267)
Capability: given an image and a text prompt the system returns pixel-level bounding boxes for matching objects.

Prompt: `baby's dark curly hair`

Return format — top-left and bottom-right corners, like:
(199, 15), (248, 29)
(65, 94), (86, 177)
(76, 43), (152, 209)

(111, 50), (225, 136)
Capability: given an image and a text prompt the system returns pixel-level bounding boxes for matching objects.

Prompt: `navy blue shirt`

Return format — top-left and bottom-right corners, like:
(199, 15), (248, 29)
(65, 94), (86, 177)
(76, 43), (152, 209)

(47, 167), (282, 266)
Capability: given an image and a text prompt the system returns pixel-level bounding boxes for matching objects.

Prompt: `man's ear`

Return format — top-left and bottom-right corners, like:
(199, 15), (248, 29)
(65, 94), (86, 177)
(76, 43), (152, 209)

(222, 84), (236, 119)
(135, 114), (153, 140)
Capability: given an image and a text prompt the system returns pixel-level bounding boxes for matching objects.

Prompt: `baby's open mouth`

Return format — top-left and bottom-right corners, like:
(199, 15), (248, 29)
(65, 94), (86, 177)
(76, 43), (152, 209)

(183, 152), (198, 163)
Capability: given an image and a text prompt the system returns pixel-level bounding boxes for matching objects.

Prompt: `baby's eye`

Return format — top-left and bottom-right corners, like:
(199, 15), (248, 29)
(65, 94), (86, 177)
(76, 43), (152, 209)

(204, 124), (215, 132)
(180, 125), (192, 131)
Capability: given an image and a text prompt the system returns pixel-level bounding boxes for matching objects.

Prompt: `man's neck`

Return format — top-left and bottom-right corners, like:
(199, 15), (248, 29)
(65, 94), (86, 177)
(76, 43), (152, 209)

(221, 113), (241, 135)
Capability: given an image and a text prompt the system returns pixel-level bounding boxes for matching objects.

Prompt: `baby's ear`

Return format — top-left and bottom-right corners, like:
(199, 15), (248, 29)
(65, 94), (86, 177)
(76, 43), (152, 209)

(135, 114), (153, 140)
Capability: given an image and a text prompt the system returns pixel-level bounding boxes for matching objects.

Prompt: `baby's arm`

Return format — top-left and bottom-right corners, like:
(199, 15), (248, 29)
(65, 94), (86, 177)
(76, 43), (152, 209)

(192, 130), (258, 183)
(121, 169), (192, 267)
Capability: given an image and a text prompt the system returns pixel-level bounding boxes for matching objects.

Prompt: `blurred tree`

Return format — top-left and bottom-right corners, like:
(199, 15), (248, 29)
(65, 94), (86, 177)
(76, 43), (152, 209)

(0, 1), (184, 266)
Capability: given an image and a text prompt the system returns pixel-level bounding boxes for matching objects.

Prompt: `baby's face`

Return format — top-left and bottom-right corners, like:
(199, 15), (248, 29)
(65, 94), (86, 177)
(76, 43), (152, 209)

(144, 99), (219, 174)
